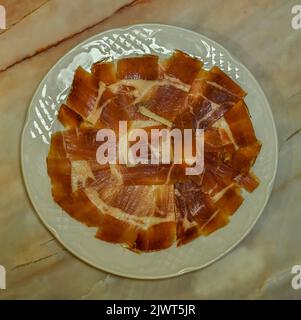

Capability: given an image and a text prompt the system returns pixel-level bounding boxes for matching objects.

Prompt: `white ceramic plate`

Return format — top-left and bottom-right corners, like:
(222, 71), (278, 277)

(21, 24), (278, 279)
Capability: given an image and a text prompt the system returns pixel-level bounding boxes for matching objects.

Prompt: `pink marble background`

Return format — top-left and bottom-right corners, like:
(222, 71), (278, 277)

(0, 0), (301, 299)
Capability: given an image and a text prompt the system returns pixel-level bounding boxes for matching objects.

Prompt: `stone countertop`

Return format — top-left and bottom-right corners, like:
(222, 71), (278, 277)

(0, 0), (301, 299)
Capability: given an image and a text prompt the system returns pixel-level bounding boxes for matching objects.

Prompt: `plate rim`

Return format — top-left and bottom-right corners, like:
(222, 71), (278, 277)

(20, 23), (279, 280)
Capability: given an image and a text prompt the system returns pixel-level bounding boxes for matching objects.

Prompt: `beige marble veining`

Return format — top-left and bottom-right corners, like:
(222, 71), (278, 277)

(0, 0), (134, 71)
(0, 0), (49, 34)
(0, 0), (300, 299)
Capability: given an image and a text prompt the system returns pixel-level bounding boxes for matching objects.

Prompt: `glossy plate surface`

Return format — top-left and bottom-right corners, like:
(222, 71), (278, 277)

(21, 24), (278, 279)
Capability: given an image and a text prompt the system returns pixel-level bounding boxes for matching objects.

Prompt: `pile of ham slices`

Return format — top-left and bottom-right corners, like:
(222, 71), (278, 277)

(47, 50), (261, 252)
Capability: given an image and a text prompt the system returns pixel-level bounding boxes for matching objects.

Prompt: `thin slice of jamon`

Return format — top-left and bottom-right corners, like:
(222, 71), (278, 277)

(66, 67), (104, 121)
(62, 128), (101, 161)
(204, 127), (236, 162)
(200, 169), (244, 215)
(205, 152), (237, 181)
(175, 180), (228, 245)
(231, 144), (261, 174)
(234, 171), (259, 193)
(187, 67), (246, 129)
(204, 152), (259, 193)
(47, 157), (71, 202)
(117, 55), (159, 80)
(92, 60), (116, 85)
(58, 104), (82, 128)
(175, 177), (243, 245)
(205, 67), (246, 96)
(201, 163), (246, 210)
(224, 100), (256, 146)
(139, 84), (188, 125)
(137, 50), (201, 125)
(175, 180), (217, 245)
(163, 50), (203, 85)
(58, 190), (103, 227)
(200, 168), (228, 197)
(95, 85), (147, 130)
(224, 100), (261, 174)
(118, 164), (188, 185)
(214, 184), (243, 216)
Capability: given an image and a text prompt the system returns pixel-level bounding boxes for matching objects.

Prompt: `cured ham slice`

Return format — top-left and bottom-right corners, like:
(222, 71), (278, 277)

(205, 66), (246, 96)
(214, 184), (243, 216)
(96, 86), (147, 130)
(140, 84), (188, 124)
(119, 164), (188, 185)
(134, 51), (201, 126)
(58, 104), (82, 128)
(47, 50), (261, 252)
(66, 67), (103, 120)
(204, 127), (235, 162)
(230, 143), (261, 173)
(175, 180), (220, 245)
(92, 61), (116, 85)
(47, 157), (71, 202)
(175, 178), (243, 245)
(204, 152), (254, 193)
(224, 100), (256, 146)
(224, 100), (261, 174)
(188, 67), (246, 129)
(117, 55), (159, 80)
(163, 50), (203, 84)
(62, 128), (101, 161)
(58, 190), (103, 227)
(235, 171), (259, 193)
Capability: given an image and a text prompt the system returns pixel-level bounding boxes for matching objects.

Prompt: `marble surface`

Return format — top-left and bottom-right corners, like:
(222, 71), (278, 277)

(0, 0), (300, 300)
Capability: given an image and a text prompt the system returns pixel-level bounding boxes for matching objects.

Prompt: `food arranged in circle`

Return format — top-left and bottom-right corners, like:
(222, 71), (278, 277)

(47, 50), (261, 252)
